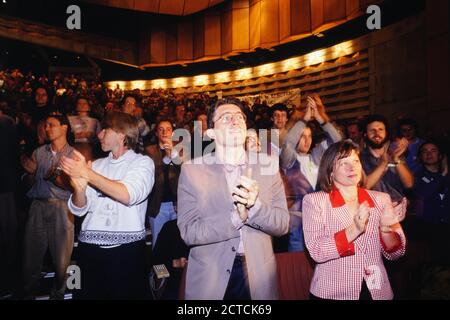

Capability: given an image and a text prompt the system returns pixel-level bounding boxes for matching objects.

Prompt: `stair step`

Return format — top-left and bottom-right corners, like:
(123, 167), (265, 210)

(35, 293), (73, 300)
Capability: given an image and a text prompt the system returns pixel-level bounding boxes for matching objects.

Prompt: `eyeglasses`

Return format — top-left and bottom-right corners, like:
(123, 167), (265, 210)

(214, 112), (246, 124)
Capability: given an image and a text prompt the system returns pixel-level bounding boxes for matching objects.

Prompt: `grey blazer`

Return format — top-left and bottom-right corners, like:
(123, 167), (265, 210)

(177, 153), (289, 300)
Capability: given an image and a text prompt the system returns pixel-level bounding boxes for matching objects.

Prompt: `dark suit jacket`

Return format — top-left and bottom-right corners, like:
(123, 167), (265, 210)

(145, 144), (182, 217)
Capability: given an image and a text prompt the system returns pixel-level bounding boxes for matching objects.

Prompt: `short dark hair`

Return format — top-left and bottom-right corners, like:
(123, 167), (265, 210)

(34, 85), (48, 95)
(195, 110), (207, 120)
(317, 140), (363, 193)
(44, 113), (74, 145)
(346, 120), (362, 131)
(397, 118), (419, 135)
(363, 114), (390, 137)
(207, 97), (247, 129)
(102, 111), (139, 150)
(270, 103), (289, 117)
(0, 100), (10, 115)
(418, 140), (443, 159)
(121, 93), (140, 107)
(76, 96), (91, 105)
(156, 117), (174, 130)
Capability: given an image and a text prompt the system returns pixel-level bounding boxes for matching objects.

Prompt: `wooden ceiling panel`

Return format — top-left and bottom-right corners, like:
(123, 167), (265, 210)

(159, 0), (186, 15)
(210, 0), (226, 6)
(134, 0), (160, 13)
(184, 0), (211, 16)
(84, 0), (226, 15)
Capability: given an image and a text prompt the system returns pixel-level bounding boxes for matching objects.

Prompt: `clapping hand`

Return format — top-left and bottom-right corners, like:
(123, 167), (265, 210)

(388, 138), (409, 162)
(232, 169), (258, 221)
(392, 197), (407, 223)
(60, 149), (92, 180)
(353, 201), (370, 234)
(310, 94), (329, 124)
(69, 175), (88, 193)
(380, 201), (401, 232)
(303, 97), (314, 122)
(232, 175), (259, 209)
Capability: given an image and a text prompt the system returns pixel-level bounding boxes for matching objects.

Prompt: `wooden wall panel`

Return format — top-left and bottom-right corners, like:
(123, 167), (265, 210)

(426, 0), (449, 38)
(136, 0), (380, 66)
(139, 27), (151, 65)
(249, 0), (262, 49)
(177, 20), (194, 60)
(427, 0), (450, 113)
(221, 4), (233, 54)
(426, 0), (450, 135)
(165, 25), (178, 63)
(233, 0), (250, 9)
(346, 0), (361, 17)
(150, 28), (166, 64)
(323, 0), (346, 23)
(261, 0), (280, 46)
(193, 17), (205, 59)
(232, 6), (250, 51)
(115, 5), (448, 135)
(291, 0), (311, 35)
(204, 12), (222, 56)
(279, 0), (292, 40)
(310, 0), (324, 31)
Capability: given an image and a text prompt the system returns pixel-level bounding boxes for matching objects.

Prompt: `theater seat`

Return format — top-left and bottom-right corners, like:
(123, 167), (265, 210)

(275, 251), (314, 300)
(178, 251), (315, 300)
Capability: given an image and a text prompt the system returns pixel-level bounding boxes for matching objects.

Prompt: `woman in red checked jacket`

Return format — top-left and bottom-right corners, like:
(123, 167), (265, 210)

(302, 140), (407, 300)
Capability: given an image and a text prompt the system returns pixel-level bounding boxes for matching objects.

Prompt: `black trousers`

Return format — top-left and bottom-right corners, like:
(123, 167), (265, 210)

(309, 280), (373, 300)
(223, 255), (251, 300)
(74, 240), (150, 300)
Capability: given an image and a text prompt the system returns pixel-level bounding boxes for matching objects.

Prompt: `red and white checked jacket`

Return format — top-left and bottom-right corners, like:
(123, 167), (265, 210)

(302, 188), (406, 300)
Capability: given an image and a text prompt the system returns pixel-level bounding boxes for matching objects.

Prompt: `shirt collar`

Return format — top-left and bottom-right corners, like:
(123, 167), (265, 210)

(45, 143), (70, 154)
(108, 149), (133, 163)
(216, 152), (248, 172)
(329, 187), (375, 208)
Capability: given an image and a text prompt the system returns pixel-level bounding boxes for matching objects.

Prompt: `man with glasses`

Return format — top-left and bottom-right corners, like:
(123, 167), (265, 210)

(22, 114), (74, 300)
(177, 97), (289, 300)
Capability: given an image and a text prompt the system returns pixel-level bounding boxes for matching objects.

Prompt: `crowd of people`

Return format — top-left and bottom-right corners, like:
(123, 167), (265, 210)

(0, 68), (449, 300)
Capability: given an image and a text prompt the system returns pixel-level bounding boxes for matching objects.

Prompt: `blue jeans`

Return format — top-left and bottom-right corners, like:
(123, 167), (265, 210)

(288, 214), (304, 252)
(149, 202), (177, 248)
